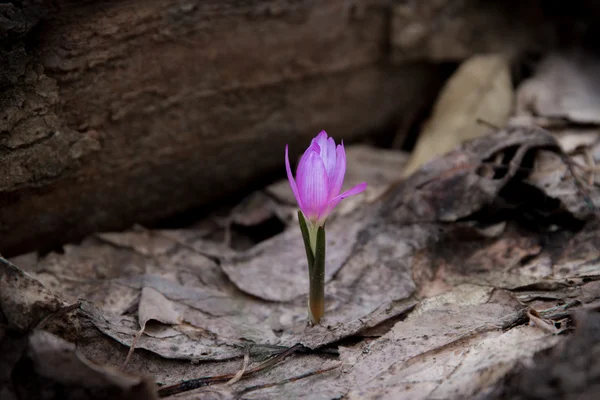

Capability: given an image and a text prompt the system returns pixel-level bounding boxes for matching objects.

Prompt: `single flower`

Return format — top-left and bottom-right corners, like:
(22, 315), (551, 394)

(285, 130), (367, 325)
(285, 130), (367, 226)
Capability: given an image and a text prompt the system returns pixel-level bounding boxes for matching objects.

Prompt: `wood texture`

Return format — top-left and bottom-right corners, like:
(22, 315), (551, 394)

(0, 1), (443, 255)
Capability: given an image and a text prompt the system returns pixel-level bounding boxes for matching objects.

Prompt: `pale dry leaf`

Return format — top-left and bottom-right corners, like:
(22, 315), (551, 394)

(81, 300), (249, 361)
(554, 130), (599, 154)
(342, 283), (559, 400)
(97, 229), (177, 256)
(123, 286), (184, 368)
(403, 53), (513, 177)
(334, 145), (409, 204)
(231, 356), (344, 400)
(68, 320), (244, 386)
(346, 326), (560, 400)
(171, 387), (235, 399)
(138, 286), (182, 328)
(423, 326), (560, 399)
(515, 52), (600, 124)
(23, 238), (151, 315)
(228, 191), (291, 227)
(341, 284), (521, 388)
(86, 221), (423, 354)
(219, 209), (367, 302)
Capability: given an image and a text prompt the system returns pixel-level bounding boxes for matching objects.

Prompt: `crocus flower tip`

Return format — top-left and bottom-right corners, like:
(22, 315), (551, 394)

(285, 131), (364, 225)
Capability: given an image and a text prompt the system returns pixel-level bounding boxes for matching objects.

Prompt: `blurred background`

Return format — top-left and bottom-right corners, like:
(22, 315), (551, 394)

(2, 0), (600, 256)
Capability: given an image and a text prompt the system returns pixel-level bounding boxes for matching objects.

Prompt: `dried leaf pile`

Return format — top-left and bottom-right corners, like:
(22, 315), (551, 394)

(2, 52), (600, 399)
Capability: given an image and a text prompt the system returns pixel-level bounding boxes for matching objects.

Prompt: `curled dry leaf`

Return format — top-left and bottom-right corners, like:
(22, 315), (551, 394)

(515, 52), (600, 124)
(403, 53), (513, 177)
(123, 286), (183, 368)
(219, 210), (367, 302)
(526, 308), (568, 335)
(382, 126), (559, 223)
(342, 285), (560, 400)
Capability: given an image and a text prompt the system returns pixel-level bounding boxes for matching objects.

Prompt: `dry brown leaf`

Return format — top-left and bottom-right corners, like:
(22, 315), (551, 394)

(383, 126), (559, 223)
(342, 285), (559, 400)
(219, 210), (367, 302)
(138, 286), (182, 329)
(515, 52), (600, 124)
(123, 286), (184, 368)
(346, 325), (559, 400)
(403, 54), (513, 177)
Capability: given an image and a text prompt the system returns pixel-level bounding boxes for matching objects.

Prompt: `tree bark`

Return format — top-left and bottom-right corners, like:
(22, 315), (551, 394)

(2, 0), (592, 256)
(0, 1), (447, 255)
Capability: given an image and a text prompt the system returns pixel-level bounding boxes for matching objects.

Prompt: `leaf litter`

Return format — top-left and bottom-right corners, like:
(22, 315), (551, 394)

(4, 53), (600, 399)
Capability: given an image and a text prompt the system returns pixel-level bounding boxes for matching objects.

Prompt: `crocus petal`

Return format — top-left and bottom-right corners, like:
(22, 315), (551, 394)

(285, 145), (302, 209)
(323, 137), (337, 178)
(313, 131), (337, 178)
(314, 130), (328, 143)
(296, 149), (330, 219)
(323, 182), (367, 217)
(333, 182), (367, 200)
(299, 141), (321, 168)
(328, 143), (346, 199)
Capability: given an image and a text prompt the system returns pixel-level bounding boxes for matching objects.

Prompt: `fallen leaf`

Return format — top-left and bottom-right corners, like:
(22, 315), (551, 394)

(123, 286), (183, 368)
(515, 52), (600, 124)
(403, 54), (513, 176)
(219, 210), (367, 302)
(383, 126), (559, 223)
(342, 285), (559, 400)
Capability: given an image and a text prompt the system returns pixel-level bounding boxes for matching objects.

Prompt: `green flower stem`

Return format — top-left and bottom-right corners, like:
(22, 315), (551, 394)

(308, 225), (325, 324)
(298, 211), (326, 324)
(297, 211), (315, 268)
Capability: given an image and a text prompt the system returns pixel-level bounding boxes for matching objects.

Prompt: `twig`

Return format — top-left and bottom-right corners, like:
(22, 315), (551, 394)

(121, 326), (144, 370)
(476, 118), (500, 130)
(236, 363), (342, 396)
(226, 348), (250, 385)
(157, 343), (304, 397)
(0, 254), (17, 268)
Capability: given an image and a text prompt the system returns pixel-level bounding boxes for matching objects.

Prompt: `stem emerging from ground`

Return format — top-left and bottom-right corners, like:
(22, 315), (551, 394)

(308, 226), (325, 324)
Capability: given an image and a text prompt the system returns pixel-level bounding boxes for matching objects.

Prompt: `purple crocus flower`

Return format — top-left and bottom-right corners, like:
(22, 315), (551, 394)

(285, 130), (367, 225)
